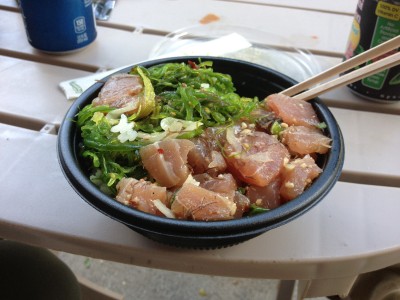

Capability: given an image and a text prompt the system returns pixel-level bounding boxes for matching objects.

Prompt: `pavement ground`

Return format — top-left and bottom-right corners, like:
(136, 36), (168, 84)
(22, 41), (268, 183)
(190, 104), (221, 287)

(58, 252), (329, 300)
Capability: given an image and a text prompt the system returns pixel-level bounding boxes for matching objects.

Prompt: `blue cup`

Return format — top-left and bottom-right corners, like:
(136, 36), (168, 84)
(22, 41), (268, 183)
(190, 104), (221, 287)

(19, 0), (97, 54)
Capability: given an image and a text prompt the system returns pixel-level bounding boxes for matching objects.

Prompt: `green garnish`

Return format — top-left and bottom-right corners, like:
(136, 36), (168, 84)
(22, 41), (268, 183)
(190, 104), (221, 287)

(316, 122), (327, 129)
(131, 66), (156, 119)
(131, 61), (259, 128)
(237, 187), (247, 195)
(270, 121), (284, 135)
(77, 104), (147, 193)
(248, 204), (270, 216)
(77, 60), (260, 192)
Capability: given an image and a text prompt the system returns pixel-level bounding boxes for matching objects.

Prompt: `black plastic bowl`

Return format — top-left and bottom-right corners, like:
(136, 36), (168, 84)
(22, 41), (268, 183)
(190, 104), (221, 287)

(58, 56), (344, 249)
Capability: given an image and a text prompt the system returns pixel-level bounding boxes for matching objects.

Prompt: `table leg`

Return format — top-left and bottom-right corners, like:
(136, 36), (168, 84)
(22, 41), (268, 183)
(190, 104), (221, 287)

(277, 280), (296, 300)
(297, 276), (357, 299)
(347, 267), (400, 300)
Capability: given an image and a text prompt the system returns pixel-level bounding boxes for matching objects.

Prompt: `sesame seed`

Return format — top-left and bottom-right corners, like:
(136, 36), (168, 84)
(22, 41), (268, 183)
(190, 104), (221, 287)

(229, 152), (240, 158)
(285, 182), (295, 188)
(241, 129), (252, 135)
(285, 163), (295, 171)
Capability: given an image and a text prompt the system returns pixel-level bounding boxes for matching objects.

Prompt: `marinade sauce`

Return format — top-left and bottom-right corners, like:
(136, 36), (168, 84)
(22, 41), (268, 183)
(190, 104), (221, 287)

(344, 0), (400, 103)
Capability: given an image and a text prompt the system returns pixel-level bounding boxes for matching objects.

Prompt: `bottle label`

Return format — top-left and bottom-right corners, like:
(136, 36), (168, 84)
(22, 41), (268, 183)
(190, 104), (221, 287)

(362, 1), (400, 90)
(375, 1), (400, 21)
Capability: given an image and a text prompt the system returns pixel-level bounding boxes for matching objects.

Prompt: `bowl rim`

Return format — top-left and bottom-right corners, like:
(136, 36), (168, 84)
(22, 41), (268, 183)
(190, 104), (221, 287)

(57, 56), (344, 236)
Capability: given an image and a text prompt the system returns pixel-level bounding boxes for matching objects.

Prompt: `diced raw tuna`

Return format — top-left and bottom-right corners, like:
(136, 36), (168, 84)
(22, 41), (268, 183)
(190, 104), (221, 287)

(265, 94), (320, 128)
(187, 127), (227, 176)
(115, 178), (168, 215)
(282, 125), (332, 155)
(171, 183), (237, 221)
(193, 173), (237, 197)
(140, 139), (195, 188)
(224, 128), (289, 187)
(188, 143), (227, 176)
(93, 74), (144, 114)
(246, 177), (282, 209)
(280, 155), (322, 201)
(192, 173), (250, 218)
(232, 192), (251, 218)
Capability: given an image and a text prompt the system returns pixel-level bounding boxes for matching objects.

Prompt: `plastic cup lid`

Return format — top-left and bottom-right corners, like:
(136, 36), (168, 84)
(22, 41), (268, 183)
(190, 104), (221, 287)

(149, 24), (321, 83)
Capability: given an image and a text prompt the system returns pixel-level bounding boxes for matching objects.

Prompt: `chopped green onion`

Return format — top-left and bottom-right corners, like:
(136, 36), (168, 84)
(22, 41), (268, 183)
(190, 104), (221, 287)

(316, 122), (327, 129)
(271, 121), (283, 135)
(248, 204), (270, 216)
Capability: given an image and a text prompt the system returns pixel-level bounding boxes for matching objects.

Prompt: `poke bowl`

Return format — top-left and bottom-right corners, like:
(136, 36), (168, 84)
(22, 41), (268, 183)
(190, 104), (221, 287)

(57, 56), (344, 249)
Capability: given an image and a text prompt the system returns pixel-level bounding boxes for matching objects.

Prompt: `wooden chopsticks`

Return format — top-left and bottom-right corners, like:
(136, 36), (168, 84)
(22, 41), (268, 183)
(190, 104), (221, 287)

(280, 35), (400, 101)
